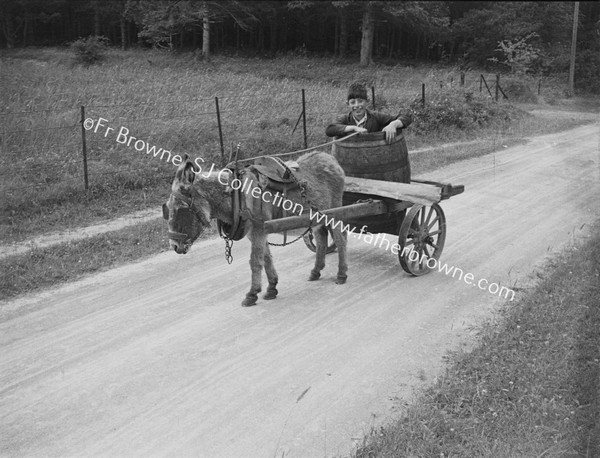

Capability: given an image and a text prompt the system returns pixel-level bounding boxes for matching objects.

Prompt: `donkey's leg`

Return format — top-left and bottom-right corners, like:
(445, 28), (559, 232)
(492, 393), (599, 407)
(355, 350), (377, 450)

(308, 225), (328, 281)
(243, 232), (266, 307)
(262, 242), (279, 300)
(330, 227), (348, 284)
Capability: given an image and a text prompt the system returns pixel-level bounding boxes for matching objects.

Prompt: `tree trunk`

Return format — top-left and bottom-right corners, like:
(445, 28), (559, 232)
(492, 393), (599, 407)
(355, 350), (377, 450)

(270, 20), (277, 54)
(0, 6), (15, 48)
(388, 24), (395, 58)
(334, 14), (339, 55)
(93, 1), (100, 36)
(415, 33), (421, 59)
(258, 23), (264, 52)
(360, 2), (374, 66)
(339, 9), (348, 57)
(120, 16), (126, 50)
(280, 19), (287, 52)
(202, 2), (210, 60)
(22, 18), (28, 46)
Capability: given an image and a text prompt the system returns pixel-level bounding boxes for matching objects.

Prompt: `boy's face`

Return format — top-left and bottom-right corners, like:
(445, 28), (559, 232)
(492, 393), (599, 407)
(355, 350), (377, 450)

(348, 98), (367, 118)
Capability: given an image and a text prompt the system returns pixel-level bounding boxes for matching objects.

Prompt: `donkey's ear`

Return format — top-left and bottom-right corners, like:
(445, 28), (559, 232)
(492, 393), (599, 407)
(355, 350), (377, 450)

(182, 161), (196, 185)
(175, 157), (197, 186)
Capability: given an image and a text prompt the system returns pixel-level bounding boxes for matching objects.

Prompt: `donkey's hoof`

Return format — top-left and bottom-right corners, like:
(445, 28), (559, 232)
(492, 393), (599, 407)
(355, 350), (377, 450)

(335, 275), (347, 285)
(263, 289), (278, 300)
(308, 271), (321, 281)
(242, 296), (258, 307)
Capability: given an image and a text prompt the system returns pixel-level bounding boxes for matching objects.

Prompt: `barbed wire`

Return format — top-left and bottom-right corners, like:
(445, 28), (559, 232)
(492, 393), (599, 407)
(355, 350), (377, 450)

(1, 77), (519, 196)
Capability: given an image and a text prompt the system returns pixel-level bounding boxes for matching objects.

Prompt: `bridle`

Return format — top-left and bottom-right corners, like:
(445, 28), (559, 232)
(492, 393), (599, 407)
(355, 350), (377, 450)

(165, 189), (209, 244)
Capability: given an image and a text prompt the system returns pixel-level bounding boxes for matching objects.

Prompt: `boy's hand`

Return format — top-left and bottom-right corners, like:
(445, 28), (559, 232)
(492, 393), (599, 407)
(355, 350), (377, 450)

(383, 120), (403, 143)
(382, 124), (397, 143)
(345, 126), (367, 134)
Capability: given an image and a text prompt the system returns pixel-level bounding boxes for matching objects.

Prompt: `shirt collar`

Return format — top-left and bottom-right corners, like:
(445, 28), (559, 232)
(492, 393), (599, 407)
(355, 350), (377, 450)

(351, 111), (368, 127)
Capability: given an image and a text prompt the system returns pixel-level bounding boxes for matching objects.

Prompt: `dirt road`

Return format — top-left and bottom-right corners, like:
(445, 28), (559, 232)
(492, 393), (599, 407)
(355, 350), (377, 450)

(1, 123), (599, 457)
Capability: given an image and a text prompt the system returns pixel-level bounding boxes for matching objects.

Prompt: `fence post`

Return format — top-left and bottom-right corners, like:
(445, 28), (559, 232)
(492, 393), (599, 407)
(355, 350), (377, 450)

(422, 83), (425, 106)
(301, 89), (307, 149)
(460, 72), (465, 87)
(480, 75), (483, 93)
(80, 105), (89, 190)
(214, 97), (225, 164)
(371, 86), (376, 109)
(538, 78), (542, 95)
(495, 74), (500, 101)
(481, 75), (493, 99)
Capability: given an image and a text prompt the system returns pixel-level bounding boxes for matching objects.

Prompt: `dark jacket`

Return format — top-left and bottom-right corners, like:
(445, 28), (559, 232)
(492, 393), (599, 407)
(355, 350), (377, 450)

(325, 109), (412, 138)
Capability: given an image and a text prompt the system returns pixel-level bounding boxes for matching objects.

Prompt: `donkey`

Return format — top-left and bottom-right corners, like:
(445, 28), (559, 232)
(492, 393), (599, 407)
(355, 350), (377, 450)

(163, 151), (348, 307)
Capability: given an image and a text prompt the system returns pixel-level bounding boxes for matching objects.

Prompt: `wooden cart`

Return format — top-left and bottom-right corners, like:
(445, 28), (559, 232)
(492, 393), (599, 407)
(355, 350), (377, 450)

(262, 132), (464, 276)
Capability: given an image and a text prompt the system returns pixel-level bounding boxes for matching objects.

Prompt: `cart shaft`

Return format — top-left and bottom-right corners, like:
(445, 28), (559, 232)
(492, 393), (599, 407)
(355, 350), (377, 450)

(264, 200), (389, 234)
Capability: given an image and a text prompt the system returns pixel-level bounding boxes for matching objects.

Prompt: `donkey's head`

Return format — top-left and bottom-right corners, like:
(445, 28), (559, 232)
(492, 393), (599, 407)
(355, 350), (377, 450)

(163, 157), (212, 254)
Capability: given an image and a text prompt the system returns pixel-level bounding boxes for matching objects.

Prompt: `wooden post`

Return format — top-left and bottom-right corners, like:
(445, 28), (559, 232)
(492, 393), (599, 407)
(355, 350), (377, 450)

(80, 105), (89, 190)
(460, 72), (465, 87)
(371, 86), (375, 109)
(215, 97), (225, 164)
(568, 1), (579, 96)
(301, 89), (307, 148)
(480, 75), (483, 93)
(481, 75), (493, 99)
(422, 83), (425, 106)
(495, 74), (500, 101)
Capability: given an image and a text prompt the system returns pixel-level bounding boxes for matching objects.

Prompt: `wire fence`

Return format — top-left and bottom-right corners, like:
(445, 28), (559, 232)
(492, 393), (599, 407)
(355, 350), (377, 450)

(0, 72), (527, 197)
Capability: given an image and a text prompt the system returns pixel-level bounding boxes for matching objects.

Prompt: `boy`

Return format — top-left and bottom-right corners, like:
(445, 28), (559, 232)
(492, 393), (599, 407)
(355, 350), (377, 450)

(325, 82), (412, 143)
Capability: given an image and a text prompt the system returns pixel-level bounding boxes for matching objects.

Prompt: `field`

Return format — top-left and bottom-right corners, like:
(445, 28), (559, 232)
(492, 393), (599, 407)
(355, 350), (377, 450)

(1, 47), (587, 245)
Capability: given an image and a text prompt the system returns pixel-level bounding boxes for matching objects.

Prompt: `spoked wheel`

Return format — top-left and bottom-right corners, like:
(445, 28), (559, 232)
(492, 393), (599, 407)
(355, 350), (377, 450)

(303, 229), (337, 254)
(398, 203), (446, 276)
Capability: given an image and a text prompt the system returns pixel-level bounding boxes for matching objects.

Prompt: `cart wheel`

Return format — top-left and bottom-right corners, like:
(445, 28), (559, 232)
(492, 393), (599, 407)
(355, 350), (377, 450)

(398, 203), (446, 276)
(303, 230), (337, 254)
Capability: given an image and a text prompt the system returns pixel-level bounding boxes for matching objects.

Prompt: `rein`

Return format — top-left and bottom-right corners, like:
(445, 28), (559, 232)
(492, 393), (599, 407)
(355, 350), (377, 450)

(232, 131), (361, 165)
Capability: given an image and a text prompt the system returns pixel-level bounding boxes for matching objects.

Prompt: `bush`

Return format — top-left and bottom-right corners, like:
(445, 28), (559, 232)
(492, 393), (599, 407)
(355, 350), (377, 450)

(502, 78), (538, 103)
(576, 49), (600, 94)
(409, 92), (522, 135)
(70, 35), (109, 66)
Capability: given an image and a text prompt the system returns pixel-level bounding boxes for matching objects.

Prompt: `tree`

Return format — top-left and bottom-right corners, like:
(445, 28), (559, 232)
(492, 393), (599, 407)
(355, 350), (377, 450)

(359, 1), (374, 66)
(451, 2), (572, 70)
(383, 1), (449, 59)
(133, 0), (257, 56)
(491, 32), (541, 74)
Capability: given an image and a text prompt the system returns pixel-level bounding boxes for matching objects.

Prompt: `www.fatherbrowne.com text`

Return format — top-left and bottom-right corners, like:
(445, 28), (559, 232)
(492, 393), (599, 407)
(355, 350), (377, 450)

(86, 116), (515, 301)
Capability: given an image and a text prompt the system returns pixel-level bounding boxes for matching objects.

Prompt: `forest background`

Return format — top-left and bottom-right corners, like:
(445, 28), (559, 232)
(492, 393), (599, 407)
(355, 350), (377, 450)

(1, 0), (599, 92)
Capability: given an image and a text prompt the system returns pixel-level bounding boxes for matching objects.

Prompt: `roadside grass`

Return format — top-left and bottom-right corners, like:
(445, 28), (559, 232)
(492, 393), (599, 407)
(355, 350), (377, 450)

(353, 225), (600, 457)
(0, 218), (168, 300)
(0, 217), (219, 301)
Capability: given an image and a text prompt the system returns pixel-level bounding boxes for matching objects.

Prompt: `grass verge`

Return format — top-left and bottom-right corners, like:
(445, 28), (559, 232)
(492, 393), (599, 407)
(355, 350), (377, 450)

(354, 224), (600, 457)
(0, 219), (216, 301)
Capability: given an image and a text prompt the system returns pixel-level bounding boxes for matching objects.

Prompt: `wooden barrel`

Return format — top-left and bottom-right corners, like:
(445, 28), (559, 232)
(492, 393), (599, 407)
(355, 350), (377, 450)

(332, 131), (411, 183)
